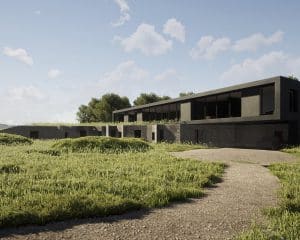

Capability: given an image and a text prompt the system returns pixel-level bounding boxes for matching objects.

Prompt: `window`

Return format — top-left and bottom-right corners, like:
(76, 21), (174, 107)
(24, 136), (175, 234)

(134, 130), (141, 138)
(261, 85), (275, 115)
(289, 89), (298, 112)
(64, 132), (69, 138)
(152, 132), (155, 140)
(159, 129), (164, 141)
(80, 130), (87, 137)
(30, 131), (39, 139)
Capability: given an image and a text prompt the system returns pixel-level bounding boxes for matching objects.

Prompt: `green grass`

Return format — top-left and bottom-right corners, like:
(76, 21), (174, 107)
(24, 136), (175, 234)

(0, 133), (33, 146)
(238, 148), (300, 240)
(52, 136), (151, 153)
(0, 140), (224, 228)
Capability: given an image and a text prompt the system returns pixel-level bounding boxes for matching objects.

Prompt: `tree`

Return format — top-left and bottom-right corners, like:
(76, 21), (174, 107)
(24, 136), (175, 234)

(77, 93), (131, 123)
(133, 93), (171, 106)
(179, 92), (194, 97)
(288, 75), (299, 81)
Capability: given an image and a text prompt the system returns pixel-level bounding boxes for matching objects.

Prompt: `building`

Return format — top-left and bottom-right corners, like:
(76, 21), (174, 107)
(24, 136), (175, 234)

(1, 76), (299, 149)
(112, 76), (300, 149)
(0, 125), (105, 139)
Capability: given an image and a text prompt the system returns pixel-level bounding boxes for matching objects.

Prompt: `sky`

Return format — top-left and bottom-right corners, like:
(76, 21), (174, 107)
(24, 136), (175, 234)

(1, 0), (300, 124)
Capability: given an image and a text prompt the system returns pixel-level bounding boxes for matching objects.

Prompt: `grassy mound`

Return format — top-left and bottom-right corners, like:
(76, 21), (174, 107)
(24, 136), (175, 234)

(52, 136), (151, 153)
(0, 140), (224, 228)
(0, 133), (33, 145)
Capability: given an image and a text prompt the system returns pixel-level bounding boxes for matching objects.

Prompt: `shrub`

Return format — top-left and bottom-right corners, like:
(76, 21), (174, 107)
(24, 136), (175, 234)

(52, 136), (151, 153)
(0, 133), (33, 145)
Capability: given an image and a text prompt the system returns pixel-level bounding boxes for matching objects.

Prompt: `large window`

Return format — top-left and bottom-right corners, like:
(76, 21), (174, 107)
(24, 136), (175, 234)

(289, 89), (298, 112)
(261, 85), (275, 115)
(191, 91), (241, 120)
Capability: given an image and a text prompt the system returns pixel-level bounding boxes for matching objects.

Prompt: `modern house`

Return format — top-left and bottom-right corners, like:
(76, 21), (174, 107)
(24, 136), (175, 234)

(112, 76), (300, 149)
(1, 76), (299, 149)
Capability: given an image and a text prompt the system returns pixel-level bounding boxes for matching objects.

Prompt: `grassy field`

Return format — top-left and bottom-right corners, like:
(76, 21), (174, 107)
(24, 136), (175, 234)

(0, 139), (223, 228)
(238, 148), (300, 240)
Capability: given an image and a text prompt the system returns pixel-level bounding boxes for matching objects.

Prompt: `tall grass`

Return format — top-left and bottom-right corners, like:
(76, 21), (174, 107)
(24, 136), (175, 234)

(0, 140), (224, 228)
(238, 153), (300, 239)
(0, 133), (33, 145)
(52, 136), (151, 153)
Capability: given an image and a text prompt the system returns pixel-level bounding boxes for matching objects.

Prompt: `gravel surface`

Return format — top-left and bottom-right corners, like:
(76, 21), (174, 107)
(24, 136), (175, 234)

(0, 148), (297, 240)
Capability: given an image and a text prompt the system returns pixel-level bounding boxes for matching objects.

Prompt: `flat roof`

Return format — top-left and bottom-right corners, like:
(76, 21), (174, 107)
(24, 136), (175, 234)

(113, 76), (282, 114)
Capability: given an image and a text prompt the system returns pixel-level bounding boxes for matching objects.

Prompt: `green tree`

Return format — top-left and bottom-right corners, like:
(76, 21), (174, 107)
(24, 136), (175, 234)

(288, 75), (299, 81)
(77, 93), (131, 123)
(179, 92), (194, 97)
(133, 93), (170, 106)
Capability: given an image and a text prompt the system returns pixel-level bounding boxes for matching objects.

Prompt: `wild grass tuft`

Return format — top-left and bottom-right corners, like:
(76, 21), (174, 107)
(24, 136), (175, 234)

(0, 133), (33, 146)
(52, 136), (151, 153)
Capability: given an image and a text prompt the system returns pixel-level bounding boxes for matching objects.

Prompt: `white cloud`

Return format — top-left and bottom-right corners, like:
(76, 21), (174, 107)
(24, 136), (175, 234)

(7, 86), (46, 101)
(154, 68), (179, 81)
(233, 30), (284, 52)
(48, 69), (62, 79)
(112, 0), (130, 27)
(163, 18), (185, 43)
(3, 47), (33, 66)
(116, 23), (173, 56)
(102, 60), (149, 83)
(220, 51), (300, 83)
(190, 36), (231, 60)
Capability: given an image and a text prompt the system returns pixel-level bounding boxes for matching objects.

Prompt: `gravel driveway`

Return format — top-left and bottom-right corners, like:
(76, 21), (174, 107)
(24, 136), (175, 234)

(0, 148), (297, 240)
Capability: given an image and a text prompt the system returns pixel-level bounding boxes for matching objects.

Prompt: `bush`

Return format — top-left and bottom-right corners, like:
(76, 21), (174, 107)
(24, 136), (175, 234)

(52, 136), (151, 153)
(0, 133), (33, 145)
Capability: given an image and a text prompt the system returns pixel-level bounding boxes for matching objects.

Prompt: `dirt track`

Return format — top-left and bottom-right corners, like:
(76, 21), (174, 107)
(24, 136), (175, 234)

(1, 148), (297, 240)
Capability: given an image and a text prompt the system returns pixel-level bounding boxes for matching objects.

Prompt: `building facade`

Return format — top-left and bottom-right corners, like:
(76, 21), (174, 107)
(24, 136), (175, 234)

(112, 76), (300, 149)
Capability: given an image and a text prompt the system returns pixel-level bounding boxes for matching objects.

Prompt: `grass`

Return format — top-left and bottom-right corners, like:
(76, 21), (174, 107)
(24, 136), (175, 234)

(52, 136), (151, 153)
(0, 139), (224, 228)
(0, 133), (33, 146)
(238, 147), (300, 240)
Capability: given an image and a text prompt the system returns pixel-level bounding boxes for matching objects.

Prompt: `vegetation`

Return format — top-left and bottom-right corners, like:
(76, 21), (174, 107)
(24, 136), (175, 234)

(52, 136), (151, 153)
(154, 142), (208, 152)
(238, 148), (300, 240)
(133, 93), (170, 106)
(77, 93), (131, 123)
(0, 133), (33, 145)
(179, 92), (195, 97)
(0, 139), (224, 228)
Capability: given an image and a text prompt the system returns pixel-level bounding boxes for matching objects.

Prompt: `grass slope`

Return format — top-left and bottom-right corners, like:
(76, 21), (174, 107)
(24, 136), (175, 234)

(238, 148), (300, 240)
(0, 140), (223, 228)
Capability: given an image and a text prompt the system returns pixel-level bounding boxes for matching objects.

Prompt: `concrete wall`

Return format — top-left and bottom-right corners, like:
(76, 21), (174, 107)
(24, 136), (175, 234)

(1, 125), (102, 139)
(122, 125), (149, 141)
(180, 102), (191, 121)
(180, 122), (290, 149)
(241, 95), (260, 117)
(137, 113), (143, 122)
(157, 124), (180, 143)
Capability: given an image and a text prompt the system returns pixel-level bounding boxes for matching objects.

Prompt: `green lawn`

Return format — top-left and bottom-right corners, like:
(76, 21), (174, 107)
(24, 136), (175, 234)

(0, 140), (223, 228)
(238, 148), (300, 240)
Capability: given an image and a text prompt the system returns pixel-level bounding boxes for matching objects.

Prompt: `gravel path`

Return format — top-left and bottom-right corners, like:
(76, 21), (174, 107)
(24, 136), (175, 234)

(0, 148), (297, 240)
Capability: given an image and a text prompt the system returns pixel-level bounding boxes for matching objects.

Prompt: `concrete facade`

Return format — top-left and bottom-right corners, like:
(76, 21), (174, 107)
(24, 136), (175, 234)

(0, 125), (103, 139)
(112, 76), (300, 149)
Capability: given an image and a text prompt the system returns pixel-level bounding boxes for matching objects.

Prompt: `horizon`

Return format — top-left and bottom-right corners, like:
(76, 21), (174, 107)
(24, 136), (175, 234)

(1, 0), (300, 124)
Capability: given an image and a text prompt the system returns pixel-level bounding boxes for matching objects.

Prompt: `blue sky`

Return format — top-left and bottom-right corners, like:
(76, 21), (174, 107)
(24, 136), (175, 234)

(1, 0), (300, 124)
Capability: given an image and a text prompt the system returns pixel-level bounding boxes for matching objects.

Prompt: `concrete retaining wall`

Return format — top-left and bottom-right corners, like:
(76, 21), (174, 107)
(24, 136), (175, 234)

(180, 122), (289, 149)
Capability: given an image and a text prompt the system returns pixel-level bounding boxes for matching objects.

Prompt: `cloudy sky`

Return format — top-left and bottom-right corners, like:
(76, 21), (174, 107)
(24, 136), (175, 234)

(1, 0), (300, 124)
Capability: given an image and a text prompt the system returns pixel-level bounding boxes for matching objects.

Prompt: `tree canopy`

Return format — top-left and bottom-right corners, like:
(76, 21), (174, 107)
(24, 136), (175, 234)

(133, 93), (170, 106)
(179, 92), (195, 97)
(77, 93), (131, 123)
